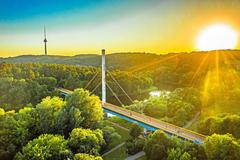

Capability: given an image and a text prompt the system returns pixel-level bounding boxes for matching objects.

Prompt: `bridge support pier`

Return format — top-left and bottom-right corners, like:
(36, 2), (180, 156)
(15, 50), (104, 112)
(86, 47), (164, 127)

(143, 128), (148, 137)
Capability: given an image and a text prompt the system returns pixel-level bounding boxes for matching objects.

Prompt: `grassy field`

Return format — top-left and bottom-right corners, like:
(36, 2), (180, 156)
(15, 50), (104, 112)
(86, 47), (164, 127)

(136, 156), (146, 160)
(103, 145), (128, 160)
(108, 116), (133, 130)
(103, 120), (130, 149)
(102, 119), (131, 160)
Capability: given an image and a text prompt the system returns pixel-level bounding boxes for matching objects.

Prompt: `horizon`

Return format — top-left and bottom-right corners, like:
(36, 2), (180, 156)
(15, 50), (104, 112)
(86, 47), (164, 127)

(1, 0), (240, 57)
(1, 49), (240, 59)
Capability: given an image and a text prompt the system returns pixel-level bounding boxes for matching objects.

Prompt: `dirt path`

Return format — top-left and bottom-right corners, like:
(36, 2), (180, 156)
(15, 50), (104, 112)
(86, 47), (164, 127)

(183, 112), (200, 129)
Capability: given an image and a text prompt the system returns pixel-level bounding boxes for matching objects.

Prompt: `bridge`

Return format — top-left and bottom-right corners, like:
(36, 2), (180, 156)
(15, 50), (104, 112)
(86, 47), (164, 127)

(58, 88), (205, 144)
(58, 49), (206, 144)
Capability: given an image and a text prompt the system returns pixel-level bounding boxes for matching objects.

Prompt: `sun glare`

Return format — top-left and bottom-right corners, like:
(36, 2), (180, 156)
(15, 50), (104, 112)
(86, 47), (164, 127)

(196, 24), (238, 51)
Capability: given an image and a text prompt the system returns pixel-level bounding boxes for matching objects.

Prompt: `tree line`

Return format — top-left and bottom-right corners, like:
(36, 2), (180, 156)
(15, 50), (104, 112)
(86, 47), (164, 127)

(0, 62), (153, 111)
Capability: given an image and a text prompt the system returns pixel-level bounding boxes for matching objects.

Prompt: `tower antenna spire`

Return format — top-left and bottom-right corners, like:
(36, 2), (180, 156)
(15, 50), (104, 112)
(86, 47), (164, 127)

(43, 26), (48, 55)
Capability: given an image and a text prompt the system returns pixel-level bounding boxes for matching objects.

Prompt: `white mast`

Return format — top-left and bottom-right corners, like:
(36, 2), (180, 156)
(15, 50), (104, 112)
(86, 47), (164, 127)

(102, 49), (106, 105)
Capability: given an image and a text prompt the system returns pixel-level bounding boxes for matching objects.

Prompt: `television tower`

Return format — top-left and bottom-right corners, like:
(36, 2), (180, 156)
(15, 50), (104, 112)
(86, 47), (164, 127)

(43, 26), (48, 55)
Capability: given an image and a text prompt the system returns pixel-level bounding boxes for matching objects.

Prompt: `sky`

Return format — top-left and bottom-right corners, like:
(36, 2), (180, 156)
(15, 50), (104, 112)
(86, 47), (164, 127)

(0, 0), (240, 57)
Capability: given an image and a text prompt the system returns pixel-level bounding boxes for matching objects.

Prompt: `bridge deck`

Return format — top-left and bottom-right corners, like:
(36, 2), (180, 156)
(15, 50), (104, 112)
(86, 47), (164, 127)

(58, 88), (205, 144)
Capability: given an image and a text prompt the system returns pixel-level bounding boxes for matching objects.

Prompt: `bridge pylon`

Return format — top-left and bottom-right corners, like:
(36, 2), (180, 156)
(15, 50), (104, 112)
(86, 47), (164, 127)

(102, 49), (106, 106)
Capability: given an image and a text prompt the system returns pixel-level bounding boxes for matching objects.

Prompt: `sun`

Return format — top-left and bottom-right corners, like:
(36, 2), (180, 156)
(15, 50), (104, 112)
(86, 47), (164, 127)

(196, 24), (238, 51)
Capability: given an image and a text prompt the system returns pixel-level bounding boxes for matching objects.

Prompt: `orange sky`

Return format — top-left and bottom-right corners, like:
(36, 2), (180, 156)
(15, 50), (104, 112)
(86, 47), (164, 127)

(0, 1), (240, 57)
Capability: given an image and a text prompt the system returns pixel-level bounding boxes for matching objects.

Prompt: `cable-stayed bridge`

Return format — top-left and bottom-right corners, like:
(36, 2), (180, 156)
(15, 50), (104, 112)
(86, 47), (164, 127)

(58, 88), (205, 144)
(58, 49), (206, 144)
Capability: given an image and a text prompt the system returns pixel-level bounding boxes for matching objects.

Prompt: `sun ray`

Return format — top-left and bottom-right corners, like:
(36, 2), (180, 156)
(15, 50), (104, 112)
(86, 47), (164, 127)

(201, 71), (210, 108)
(190, 53), (209, 85)
(215, 51), (220, 85)
(222, 52), (240, 82)
(130, 52), (188, 73)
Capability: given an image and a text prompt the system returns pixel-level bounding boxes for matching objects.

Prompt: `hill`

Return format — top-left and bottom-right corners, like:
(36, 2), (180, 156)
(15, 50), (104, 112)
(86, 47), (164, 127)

(1, 50), (240, 71)
(0, 52), (160, 70)
(1, 49), (240, 114)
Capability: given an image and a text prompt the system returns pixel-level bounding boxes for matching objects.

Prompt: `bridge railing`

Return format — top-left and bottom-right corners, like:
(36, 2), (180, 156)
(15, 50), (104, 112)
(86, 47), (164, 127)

(104, 102), (206, 142)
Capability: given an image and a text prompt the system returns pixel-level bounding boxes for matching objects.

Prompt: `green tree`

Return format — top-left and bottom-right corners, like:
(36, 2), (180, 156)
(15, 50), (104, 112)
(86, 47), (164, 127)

(167, 148), (194, 160)
(144, 130), (175, 160)
(56, 104), (83, 137)
(204, 134), (240, 160)
(65, 89), (103, 129)
(15, 134), (72, 160)
(180, 141), (207, 160)
(37, 77), (57, 90)
(102, 126), (121, 148)
(68, 128), (105, 155)
(0, 108), (32, 160)
(143, 97), (168, 119)
(129, 123), (143, 138)
(126, 138), (145, 155)
(198, 114), (240, 138)
(34, 97), (65, 135)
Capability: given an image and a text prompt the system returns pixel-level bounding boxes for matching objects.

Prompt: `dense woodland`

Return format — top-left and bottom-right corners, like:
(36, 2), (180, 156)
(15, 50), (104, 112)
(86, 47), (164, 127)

(1, 50), (240, 159)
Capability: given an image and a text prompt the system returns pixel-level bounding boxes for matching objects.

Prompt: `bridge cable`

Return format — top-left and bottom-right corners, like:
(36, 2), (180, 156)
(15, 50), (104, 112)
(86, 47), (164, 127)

(89, 81), (101, 95)
(84, 72), (99, 89)
(107, 70), (134, 103)
(106, 82), (124, 106)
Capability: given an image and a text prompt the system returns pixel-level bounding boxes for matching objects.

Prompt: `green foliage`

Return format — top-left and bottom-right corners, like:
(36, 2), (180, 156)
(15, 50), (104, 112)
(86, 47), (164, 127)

(167, 148), (194, 160)
(179, 141), (207, 160)
(57, 89), (103, 136)
(2, 52), (240, 159)
(125, 100), (145, 113)
(126, 138), (145, 155)
(102, 126), (121, 149)
(106, 70), (153, 100)
(198, 114), (240, 139)
(15, 134), (72, 160)
(144, 130), (176, 160)
(143, 96), (168, 118)
(65, 89), (103, 129)
(204, 134), (240, 160)
(1, 51), (240, 114)
(101, 120), (130, 151)
(0, 77), (54, 111)
(37, 77), (57, 90)
(129, 123), (143, 138)
(0, 108), (32, 160)
(0, 78), (30, 110)
(144, 130), (206, 160)
(68, 128), (105, 155)
(74, 153), (103, 160)
(127, 87), (201, 126)
(0, 89), (106, 159)
(0, 62), (153, 109)
(33, 96), (66, 135)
